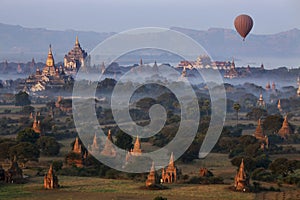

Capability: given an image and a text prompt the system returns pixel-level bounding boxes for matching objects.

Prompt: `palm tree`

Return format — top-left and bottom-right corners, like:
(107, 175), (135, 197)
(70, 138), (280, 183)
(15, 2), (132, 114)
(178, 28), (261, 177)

(233, 103), (241, 127)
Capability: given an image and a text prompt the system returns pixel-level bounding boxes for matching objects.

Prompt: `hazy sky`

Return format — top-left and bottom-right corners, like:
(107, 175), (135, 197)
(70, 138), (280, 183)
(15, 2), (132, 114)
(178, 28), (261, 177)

(0, 0), (299, 34)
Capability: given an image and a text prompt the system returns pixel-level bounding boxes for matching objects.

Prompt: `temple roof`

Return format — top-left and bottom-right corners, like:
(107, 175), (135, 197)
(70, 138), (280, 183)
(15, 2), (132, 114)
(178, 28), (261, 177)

(64, 36), (87, 62)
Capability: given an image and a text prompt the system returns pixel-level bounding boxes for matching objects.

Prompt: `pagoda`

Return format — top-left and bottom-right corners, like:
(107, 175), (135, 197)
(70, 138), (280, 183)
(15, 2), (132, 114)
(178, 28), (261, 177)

(5, 157), (23, 183)
(256, 92), (266, 109)
(32, 114), (41, 134)
(253, 119), (269, 149)
(42, 45), (56, 76)
(272, 82), (276, 91)
(161, 152), (177, 183)
(145, 162), (157, 187)
(278, 115), (292, 139)
(64, 36), (88, 74)
(44, 164), (59, 189)
(73, 137), (82, 154)
(89, 133), (100, 154)
(66, 137), (85, 167)
(130, 136), (142, 156)
(234, 159), (249, 191)
(101, 130), (117, 157)
(277, 99), (282, 112)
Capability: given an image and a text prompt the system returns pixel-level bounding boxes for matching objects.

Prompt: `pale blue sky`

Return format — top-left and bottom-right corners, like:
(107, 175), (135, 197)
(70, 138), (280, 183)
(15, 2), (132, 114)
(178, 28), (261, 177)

(0, 0), (299, 34)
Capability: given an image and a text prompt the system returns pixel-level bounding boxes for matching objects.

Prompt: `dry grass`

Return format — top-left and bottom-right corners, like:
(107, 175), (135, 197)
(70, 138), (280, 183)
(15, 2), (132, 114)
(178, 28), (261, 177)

(1, 176), (256, 200)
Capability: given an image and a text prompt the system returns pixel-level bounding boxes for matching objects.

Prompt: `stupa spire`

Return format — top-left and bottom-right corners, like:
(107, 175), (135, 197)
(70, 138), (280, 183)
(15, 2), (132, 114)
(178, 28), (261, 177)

(75, 36), (79, 46)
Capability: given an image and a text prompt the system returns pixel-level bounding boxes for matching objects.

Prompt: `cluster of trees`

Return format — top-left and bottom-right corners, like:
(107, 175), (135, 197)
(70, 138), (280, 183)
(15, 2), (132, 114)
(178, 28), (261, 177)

(0, 128), (60, 166)
(252, 158), (300, 187)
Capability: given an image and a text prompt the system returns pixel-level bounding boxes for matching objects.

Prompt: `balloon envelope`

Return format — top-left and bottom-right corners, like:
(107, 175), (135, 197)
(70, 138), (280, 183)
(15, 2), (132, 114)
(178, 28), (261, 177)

(234, 14), (253, 40)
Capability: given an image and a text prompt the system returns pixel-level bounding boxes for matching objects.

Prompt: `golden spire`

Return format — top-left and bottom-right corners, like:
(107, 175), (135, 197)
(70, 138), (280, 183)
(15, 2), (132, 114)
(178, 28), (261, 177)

(48, 164), (53, 175)
(254, 119), (264, 138)
(75, 36), (79, 46)
(73, 137), (82, 154)
(237, 159), (246, 180)
(48, 44), (52, 55)
(169, 152), (175, 168)
(277, 99), (281, 110)
(107, 129), (112, 141)
(278, 115), (291, 139)
(134, 136), (141, 150)
(131, 136), (142, 155)
(46, 44), (55, 67)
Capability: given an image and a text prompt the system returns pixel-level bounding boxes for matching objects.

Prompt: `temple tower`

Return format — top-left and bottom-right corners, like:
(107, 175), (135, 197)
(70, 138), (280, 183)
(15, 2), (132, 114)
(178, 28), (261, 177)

(130, 136), (142, 156)
(89, 133), (100, 154)
(101, 130), (117, 157)
(64, 36), (88, 74)
(32, 114), (41, 134)
(161, 152), (177, 183)
(277, 99), (282, 112)
(73, 137), (82, 154)
(234, 159), (249, 191)
(253, 119), (269, 149)
(278, 115), (292, 139)
(42, 45), (56, 76)
(146, 162), (157, 187)
(44, 164), (59, 189)
(256, 92), (266, 109)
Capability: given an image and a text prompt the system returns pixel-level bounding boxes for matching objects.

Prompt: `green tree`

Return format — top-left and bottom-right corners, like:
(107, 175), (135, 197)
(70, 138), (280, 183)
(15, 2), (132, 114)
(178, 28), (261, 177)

(115, 130), (133, 151)
(233, 103), (241, 126)
(9, 142), (40, 165)
(52, 160), (63, 171)
(0, 139), (17, 159)
(14, 91), (31, 106)
(262, 115), (283, 134)
(37, 136), (60, 156)
(16, 128), (40, 144)
(246, 108), (267, 120)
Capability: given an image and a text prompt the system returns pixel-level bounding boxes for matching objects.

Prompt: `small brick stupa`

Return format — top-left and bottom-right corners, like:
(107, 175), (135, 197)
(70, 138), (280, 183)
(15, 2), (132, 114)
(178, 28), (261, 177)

(234, 159), (249, 191)
(161, 152), (177, 183)
(101, 130), (117, 157)
(278, 115), (292, 139)
(146, 162), (157, 187)
(44, 164), (59, 189)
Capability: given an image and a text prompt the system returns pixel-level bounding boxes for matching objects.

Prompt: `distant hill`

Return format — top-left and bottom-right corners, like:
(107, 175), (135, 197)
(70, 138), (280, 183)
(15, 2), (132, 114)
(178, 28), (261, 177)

(0, 23), (114, 62)
(0, 23), (299, 67)
(171, 27), (300, 67)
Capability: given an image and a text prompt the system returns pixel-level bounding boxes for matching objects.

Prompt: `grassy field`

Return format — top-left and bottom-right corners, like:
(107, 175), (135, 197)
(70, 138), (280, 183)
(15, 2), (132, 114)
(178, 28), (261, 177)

(0, 176), (256, 200)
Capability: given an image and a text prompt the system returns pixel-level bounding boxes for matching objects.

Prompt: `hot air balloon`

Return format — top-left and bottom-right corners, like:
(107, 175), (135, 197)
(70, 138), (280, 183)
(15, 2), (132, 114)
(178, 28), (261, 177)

(234, 14), (254, 41)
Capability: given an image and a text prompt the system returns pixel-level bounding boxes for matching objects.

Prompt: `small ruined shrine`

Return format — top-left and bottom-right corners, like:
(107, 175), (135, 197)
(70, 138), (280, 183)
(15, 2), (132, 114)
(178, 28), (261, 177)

(256, 92), (266, 109)
(277, 99), (282, 112)
(253, 119), (269, 149)
(234, 159), (249, 191)
(161, 152), (177, 183)
(199, 168), (211, 177)
(145, 162), (157, 187)
(101, 130), (117, 157)
(4, 157), (23, 183)
(32, 113), (41, 134)
(44, 164), (59, 189)
(130, 136), (142, 156)
(89, 133), (100, 154)
(67, 137), (86, 167)
(278, 115), (292, 139)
